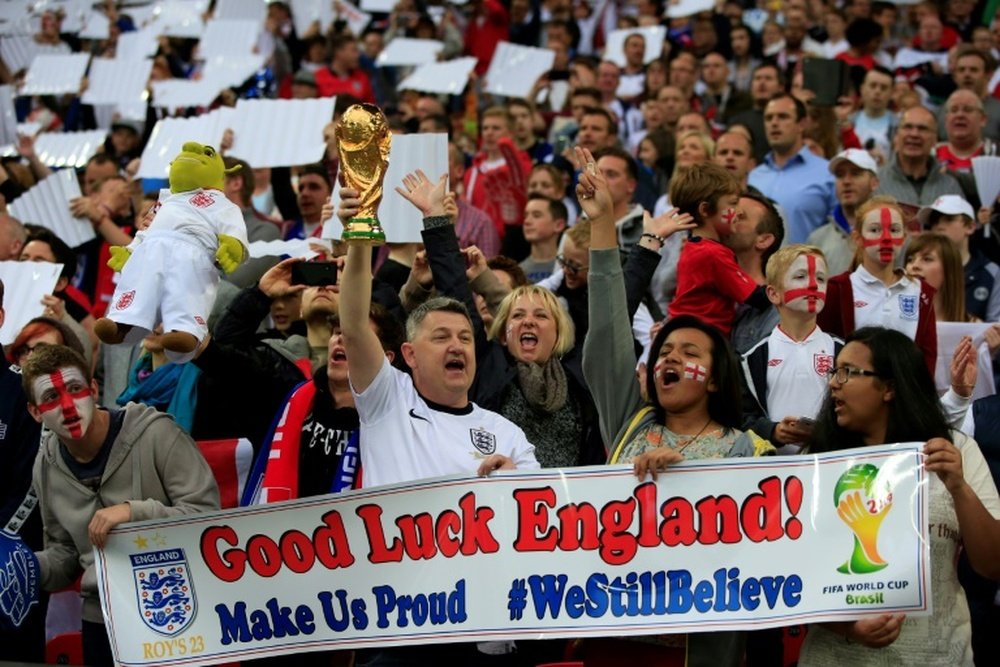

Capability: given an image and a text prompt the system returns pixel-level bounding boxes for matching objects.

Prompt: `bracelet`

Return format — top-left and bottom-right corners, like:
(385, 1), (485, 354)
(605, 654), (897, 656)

(423, 215), (451, 229)
(640, 232), (667, 246)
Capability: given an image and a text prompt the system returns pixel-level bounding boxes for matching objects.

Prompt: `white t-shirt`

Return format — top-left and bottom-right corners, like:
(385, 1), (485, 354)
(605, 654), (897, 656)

(764, 326), (838, 423)
(150, 188), (248, 252)
(851, 266), (922, 340)
(352, 358), (539, 488)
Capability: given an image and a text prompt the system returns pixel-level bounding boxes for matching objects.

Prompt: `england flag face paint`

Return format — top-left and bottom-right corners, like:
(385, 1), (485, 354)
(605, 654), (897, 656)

(683, 362), (708, 382)
(861, 207), (904, 265)
(31, 367), (94, 440)
(782, 253), (828, 314)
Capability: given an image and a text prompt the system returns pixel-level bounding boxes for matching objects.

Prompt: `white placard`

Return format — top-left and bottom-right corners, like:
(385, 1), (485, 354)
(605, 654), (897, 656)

(376, 37), (443, 67)
(893, 47), (949, 71)
(82, 57), (152, 106)
(0, 85), (17, 145)
(198, 19), (260, 59)
(0, 1), (30, 25)
(153, 0), (208, 39)
(228, 96), (336, 168)
(202, 53), (266, 89)
(290, 0), (334, 36)
(360, 0), (395, 12)
(484, 41), (555, 98)
(665, 0), (715, 17)
(78, 9), (110, 40)
(115, 27), (159, 60)
(20, 53), (89, 95)
(137, 107), (236, 178)
(934, 322), (997, 401)
(604, 26), (667, 68)
(336, 1), (371, 38)
(397, 57), (476, 95)
(9, 168), (94, 249)
(32, 129), (106, 168)
(324, 133), (448, 243)
(247, 238), (323, 260)
(213, 0), (268, 22)
(0, 260), (62, 346)
(151, 78), (223, 109)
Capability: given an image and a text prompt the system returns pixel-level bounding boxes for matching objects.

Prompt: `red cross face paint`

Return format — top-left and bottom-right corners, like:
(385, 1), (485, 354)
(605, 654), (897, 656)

(721, 207), (738, 226)
(683, 362), (709, 382)
(861, 207), (905, 265)
(782, 253), (828, 314)
(32, 368), (94, 440)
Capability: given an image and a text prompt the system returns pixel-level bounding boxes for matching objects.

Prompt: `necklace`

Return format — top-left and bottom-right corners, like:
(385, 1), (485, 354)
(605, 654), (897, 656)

(672, 418), (714, 451)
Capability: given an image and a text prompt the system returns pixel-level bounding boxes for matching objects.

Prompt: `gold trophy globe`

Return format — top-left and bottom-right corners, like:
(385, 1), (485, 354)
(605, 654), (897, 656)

(337, 103), (391, 245)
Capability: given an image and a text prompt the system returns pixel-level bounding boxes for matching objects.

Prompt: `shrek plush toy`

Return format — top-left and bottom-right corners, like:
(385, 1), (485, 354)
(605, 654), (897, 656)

(94, 142), (248, 363)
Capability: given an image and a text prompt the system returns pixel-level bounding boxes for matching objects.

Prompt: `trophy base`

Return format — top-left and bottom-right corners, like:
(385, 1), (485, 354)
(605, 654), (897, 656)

(342, 217), (386, 246)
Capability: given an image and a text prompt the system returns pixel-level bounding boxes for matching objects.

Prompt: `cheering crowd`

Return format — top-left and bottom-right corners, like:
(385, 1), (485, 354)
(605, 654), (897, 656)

(3, 0), (1000, 666)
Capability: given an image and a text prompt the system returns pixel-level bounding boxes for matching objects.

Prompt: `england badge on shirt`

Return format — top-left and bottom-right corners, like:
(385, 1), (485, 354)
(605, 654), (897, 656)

(898, 294), (918, 320)
(469, 427), (497, 455)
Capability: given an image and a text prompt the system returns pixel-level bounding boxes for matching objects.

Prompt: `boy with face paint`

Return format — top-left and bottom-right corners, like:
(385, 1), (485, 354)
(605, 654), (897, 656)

(666, 163), (772, 336)
(818, 195), (938, 374)
(741, 245), (843, 452)
(20, 345), (219, 667)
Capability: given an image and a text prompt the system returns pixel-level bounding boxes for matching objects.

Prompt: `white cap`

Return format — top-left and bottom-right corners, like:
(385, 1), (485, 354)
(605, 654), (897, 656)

(828, 148), (878, 175)
(917, 195), (976, 228)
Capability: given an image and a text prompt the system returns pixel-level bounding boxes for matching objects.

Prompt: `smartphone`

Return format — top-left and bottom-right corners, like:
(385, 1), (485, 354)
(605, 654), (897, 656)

(553, 134), (571, 155)
(796, 417), (816, 431)
(291, 262), (338, 286)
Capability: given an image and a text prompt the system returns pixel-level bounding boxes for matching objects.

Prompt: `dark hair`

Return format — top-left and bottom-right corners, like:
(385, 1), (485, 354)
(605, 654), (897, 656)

(955, 46), (997, 73)
(768, 92), (807, 121)
(571, 86), (602, 103)
(487, 256), (528, 287)
(845, 18), (883, 49)
(741, 190), (785, 270)
(645, 315), (743, 431)
(581, 106), (618, 136)
(421, 113), (451, 134)
(593, 146), (637, 181)
(298, 163), (331, 190)
(527, 192), (569, 223)
(805, 327), (950, 453)
(0, 277), (4, 309)
(223, 156), (254, 203)
(24, 228), (76, 280)
(752, 62), (785, 87)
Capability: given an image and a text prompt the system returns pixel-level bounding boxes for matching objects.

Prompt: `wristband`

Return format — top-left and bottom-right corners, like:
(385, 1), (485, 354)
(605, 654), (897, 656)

(423, 215), (451, 229)
(641, 232), (667, 246)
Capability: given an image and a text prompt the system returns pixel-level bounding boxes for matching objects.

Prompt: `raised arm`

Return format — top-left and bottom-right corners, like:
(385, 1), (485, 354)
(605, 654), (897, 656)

(338, 187), (387, 392)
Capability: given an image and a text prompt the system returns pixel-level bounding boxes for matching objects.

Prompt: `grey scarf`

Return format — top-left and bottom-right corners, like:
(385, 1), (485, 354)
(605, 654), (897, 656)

(516, 356), (568, 413)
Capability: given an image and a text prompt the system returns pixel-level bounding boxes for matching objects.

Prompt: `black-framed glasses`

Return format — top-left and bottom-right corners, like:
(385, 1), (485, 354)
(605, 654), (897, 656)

(826, 366), (880, 384)
(557, 254), (587, 275)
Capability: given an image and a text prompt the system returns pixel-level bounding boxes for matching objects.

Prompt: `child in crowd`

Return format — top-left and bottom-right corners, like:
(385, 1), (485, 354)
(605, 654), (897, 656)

(666, 162), (768, 335)
(741, 245), (842, 452)
(918, 195), (1000, 323)
(819, 195), (938, 373)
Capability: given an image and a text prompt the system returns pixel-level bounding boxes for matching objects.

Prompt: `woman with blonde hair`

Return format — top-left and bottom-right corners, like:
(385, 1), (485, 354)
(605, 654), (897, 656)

(905, 233), (968, 323)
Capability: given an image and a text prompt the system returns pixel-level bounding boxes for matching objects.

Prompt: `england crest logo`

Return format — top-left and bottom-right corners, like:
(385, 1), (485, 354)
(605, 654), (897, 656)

(813, 354), (834, 376)
(898, 294), (918, 320)
(469, 427), (497, 455)
(132, 549), (196, 636)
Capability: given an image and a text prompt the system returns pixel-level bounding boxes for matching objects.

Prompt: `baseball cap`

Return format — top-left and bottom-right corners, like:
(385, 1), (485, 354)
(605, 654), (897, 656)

(828, 148), (878, 175)
(917, 195), (976, 228)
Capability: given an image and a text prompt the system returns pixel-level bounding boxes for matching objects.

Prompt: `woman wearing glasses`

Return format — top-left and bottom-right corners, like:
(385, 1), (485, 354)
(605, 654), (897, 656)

(799, 327), (1000, 666)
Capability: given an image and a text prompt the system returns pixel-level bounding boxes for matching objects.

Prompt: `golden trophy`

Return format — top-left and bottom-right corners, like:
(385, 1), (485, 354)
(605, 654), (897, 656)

(337, 103), (391, 245)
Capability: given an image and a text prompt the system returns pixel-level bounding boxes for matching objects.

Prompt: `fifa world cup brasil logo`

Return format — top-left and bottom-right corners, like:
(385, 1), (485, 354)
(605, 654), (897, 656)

(834, 464), (893, 574)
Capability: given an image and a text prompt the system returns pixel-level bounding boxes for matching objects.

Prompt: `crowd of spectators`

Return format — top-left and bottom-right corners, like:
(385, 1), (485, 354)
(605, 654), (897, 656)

(2, 0), (1000, 666)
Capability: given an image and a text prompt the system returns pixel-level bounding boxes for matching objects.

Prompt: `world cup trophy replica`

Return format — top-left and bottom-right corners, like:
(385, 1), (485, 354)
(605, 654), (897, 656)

(337, 103), (392, 245)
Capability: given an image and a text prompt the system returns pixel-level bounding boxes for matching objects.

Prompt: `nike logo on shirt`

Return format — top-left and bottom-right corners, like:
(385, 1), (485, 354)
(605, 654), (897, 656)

(408, 409), (429, 422)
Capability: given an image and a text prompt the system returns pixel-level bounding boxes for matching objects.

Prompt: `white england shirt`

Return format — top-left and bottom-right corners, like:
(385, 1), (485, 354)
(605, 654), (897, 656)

(850, 265), (921, 340)
(764, 325), (838, 422)
(149, 188), (248, 253)
(352, 358), (539, 488)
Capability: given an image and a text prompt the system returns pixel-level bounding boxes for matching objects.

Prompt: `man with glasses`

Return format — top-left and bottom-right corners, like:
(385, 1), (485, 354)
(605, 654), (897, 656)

(936, 90), (997, 176)
(876, 106), (963, 206)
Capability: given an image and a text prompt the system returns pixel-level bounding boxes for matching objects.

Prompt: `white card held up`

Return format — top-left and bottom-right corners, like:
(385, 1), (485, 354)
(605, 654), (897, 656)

(20, 53), (90, 95)
(114, 27), (159, 60)
(227, 96), (336, 168)
(397, 57), (477, 95)
(0, 260), (63, 346)
(78, 9), (110, 40)
(0, 85), (17, 145)
(247, 238), (324, 260)
(8, 168), (94, 248)
(33, 129), (106, 168)
(972, 156), (1000, 209)
(604, 26), (666, 68)
(665, 0), (715, 18)
(213, 0), (268, 22)
(336, 1), (371, 38)
(376, 38), (444, 67)
(154, 0), (208, 39)
(202, 53), (266, 89)
(483, 41), (555, 98)
(360, 0), (395, 12)
(138, 107), (235, 178)
(81, 57), (153, 106)
(198, 19), (260, 59)
(291, 0), (335, 35)
(324, 133), (448, 244)
(151, 78), (224, 109)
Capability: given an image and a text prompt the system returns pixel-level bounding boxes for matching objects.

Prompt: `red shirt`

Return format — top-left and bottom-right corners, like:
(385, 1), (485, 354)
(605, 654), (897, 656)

(314, 68), (374, 104)
(667, 236), (757, 336)
(935, 143), (982, 174)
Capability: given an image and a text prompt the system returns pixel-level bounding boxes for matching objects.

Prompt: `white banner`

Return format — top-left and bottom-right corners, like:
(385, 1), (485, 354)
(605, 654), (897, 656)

(20, 53), (90, 95)
(0, 260), (62, 346)
(227, 96), (336, 169)
(82, 58), (153, 107)
(32, 129), (106, 168)
(324, 132), (448, 243)
(8, 168), (93, 248)
(483, 41), (555, 99)
(376, 38), (443, 67)
(96, 445), (930, 666)
(397, 57), (476, 95)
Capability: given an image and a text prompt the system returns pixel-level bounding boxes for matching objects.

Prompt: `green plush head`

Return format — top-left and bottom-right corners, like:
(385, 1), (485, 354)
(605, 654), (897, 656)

(168, 141), (239, 193)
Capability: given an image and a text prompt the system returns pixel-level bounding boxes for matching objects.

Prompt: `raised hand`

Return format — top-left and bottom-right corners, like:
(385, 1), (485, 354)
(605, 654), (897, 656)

(573, 146), (613, 221)
(924, 437), (966, 495)
(644, 207), (697, 239)
(337, 187), (361, 225)
(949, 335), (977, 398)
(846, 614), (906, 648)
(632, 447), (684, 481)
(394, 170), (448, 217)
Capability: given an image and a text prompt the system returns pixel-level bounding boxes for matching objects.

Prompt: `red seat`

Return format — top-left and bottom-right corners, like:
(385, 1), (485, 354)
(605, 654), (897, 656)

(45, 631), (83, 665)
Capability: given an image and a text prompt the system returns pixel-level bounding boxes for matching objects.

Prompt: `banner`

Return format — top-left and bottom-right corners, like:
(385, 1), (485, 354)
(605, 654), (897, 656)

(96, 444), (930, 666)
